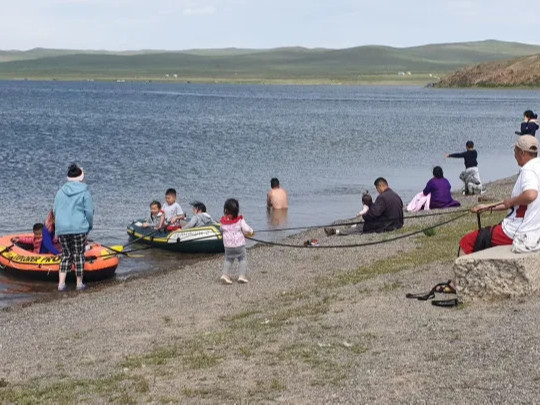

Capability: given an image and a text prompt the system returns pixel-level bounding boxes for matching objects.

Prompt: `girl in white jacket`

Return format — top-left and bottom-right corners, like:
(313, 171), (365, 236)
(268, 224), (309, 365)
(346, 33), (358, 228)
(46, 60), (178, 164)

(219, 198), (254, 284)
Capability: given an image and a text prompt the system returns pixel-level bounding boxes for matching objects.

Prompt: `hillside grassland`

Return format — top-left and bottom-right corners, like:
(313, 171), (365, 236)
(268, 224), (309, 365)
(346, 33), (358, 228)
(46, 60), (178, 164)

(1, 40), (539, 84)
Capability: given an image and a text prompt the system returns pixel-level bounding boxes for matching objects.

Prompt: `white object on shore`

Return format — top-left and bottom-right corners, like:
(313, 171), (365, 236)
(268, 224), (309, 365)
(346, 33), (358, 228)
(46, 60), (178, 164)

(512, 231), (540, 253)
(406, 192), (431, 212)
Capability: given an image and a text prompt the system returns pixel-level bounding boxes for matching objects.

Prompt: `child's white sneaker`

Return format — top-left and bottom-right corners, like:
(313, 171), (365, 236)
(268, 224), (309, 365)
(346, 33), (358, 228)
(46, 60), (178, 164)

(237, 275), (249, 284)
(220, 274), (232, 285)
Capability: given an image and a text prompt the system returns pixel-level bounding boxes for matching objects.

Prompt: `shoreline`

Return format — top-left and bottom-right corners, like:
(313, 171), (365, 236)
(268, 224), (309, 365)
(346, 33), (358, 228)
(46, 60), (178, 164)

(3, 174), (538, 404)
(4, 77), (540, 89)
(0, 78), (435, 86)
(0, 175), (496, 312)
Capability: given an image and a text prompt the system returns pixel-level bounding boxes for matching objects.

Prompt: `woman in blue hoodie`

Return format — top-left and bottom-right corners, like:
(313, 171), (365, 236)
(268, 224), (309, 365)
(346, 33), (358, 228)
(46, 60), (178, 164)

(53, 163), (94, 291)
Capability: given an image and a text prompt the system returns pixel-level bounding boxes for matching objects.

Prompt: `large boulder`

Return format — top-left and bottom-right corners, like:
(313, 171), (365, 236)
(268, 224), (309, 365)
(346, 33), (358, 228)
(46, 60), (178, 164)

(454, 245), (540, 300)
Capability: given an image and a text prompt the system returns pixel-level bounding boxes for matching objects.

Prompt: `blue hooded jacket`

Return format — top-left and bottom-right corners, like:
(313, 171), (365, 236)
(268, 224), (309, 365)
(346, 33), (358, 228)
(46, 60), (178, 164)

(53, 181), (94, 236)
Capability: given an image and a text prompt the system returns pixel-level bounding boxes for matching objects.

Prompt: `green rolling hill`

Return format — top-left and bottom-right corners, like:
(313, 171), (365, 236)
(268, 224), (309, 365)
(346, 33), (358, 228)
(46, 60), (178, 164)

(1, 40), (539, 83)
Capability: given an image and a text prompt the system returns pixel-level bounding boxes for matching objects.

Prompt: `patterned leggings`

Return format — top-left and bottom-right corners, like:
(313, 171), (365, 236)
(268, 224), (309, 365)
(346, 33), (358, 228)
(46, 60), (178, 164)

(59, 234), (87, 276)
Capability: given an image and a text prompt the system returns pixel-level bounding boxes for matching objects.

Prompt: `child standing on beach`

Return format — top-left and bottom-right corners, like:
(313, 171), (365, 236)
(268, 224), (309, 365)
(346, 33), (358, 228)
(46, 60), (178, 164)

(219, 198), (254, 284)
(445, 140), (485, 195)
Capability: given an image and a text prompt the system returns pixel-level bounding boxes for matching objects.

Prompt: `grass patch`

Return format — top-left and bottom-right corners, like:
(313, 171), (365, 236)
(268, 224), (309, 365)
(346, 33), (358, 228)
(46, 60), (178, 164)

(180, 386), (227, 399)
(158, 396), (180, 404)
(380, 281), (402, 292)
(0, 373), (146, 405)
(423, 227), (437, 236)
(122, 331), (226, 371)
(162, 316), (172, 325)
(221, 310), (261, 322)
(276, 341), (363, 387)
(270, 379), (285, 391)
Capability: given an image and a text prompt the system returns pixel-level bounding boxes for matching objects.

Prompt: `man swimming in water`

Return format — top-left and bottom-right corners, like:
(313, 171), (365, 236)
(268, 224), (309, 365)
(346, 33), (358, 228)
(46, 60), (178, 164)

(267, 178), (289, 210)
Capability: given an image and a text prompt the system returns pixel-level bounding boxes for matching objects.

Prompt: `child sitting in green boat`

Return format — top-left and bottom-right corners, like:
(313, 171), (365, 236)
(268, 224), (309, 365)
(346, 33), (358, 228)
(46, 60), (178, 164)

(183, 201), (216, 229)
(162, 188), (185, 227)
(142, 200), (164, 229)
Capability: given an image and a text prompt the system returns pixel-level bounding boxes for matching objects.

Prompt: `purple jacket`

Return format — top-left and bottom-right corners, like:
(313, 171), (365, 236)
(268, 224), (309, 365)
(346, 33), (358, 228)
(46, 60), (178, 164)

(423, 177), (460, 209)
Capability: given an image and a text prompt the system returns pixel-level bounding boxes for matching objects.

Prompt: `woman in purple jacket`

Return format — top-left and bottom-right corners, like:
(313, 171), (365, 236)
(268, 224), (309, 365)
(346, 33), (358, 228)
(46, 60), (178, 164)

(423, 166), (461, 209)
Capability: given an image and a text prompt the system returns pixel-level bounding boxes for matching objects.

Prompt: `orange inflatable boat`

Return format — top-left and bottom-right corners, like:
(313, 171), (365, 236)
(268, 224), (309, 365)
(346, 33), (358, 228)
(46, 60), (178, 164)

(0, 234), (119, 281)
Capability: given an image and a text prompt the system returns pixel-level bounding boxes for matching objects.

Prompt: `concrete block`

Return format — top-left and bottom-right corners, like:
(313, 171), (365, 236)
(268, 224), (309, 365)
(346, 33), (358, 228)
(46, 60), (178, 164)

(454, 245), (540, 300)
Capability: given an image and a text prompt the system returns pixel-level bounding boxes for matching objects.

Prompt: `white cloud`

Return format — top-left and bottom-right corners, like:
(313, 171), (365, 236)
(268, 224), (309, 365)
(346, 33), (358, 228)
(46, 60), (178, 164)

(183, 5), (217, 16)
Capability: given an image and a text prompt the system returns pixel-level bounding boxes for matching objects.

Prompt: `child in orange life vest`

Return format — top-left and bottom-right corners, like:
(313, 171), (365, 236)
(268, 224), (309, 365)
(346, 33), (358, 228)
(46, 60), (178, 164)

(219, 198), (254, 284)
(13, 223), (43, 253)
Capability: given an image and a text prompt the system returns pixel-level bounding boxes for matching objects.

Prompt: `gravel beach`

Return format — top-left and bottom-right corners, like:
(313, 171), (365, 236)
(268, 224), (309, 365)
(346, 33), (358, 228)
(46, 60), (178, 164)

(2, 174), (539, 404)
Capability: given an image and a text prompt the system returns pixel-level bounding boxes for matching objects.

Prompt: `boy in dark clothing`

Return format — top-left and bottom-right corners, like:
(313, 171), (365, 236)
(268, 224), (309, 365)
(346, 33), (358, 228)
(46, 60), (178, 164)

(446, 140), (484, 195)
(446, 140), (477, 168)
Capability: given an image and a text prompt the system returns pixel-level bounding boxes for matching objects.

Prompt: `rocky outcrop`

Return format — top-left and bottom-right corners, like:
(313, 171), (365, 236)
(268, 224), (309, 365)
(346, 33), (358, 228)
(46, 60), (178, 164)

(436, 54), (540, 87)
(454, 245), (540, 300)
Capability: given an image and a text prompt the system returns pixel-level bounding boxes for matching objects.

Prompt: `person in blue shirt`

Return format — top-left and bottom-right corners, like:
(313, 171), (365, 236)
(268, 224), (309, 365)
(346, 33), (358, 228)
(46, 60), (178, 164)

(53, 163), (94, 292)
(445, 140), (484, 195)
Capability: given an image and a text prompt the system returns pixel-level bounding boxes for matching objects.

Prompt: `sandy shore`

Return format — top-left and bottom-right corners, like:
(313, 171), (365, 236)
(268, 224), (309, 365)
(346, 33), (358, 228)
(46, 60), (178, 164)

(2, 174), (540, 404)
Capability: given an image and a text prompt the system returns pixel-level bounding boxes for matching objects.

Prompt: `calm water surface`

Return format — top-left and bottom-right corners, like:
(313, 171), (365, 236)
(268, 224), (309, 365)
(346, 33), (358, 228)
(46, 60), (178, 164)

(1, 81), (538, 306)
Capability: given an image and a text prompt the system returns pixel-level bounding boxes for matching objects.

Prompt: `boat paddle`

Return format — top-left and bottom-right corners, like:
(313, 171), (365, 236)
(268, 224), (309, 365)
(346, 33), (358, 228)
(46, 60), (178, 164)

(100, 244), (146, 258)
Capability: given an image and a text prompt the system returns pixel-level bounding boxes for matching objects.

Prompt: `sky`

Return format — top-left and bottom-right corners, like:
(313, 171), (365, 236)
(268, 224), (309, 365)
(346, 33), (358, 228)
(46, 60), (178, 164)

(1, 0), (539, 50)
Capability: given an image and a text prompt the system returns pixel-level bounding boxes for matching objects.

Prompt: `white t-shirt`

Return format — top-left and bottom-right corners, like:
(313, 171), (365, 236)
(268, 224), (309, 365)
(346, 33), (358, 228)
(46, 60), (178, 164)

(502, 158), (540, 238)
(162, 201), (184, 223)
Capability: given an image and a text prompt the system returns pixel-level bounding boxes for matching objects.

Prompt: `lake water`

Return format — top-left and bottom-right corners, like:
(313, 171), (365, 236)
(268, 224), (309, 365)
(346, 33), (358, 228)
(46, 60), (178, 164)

(1, 81), (538, 306)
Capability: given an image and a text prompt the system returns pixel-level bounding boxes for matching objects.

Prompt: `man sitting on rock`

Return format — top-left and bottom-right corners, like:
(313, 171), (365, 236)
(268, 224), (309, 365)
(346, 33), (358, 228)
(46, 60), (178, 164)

(325, 177), (404, 235)
(460, 135), (540, 254)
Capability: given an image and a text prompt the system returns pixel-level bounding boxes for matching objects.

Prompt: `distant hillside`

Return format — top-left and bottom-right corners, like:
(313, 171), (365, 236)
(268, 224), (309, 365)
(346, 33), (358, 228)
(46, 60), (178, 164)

(436, 54), (540, 87)
(1, 40), (540, 82)
(0, 48), (171, 63)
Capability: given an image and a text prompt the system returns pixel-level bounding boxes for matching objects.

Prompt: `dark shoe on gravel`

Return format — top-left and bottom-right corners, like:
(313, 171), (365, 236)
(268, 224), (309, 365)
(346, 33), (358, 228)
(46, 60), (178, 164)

(324, 227), (336, 236)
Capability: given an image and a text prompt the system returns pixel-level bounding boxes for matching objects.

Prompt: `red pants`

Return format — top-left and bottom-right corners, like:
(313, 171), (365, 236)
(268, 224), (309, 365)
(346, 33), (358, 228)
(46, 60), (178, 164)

(459, 224), (513, 254)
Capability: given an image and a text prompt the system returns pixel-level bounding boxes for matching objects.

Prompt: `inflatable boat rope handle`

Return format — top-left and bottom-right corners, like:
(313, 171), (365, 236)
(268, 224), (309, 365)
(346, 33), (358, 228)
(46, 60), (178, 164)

(0, 244), (15, 263)
(124, 225), (167, 249)
(0, 244), (14, 254)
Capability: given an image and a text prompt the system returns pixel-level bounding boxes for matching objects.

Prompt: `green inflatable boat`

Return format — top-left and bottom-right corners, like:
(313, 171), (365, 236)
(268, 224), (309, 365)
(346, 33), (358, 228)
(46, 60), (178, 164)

(126, 221), (224, 253)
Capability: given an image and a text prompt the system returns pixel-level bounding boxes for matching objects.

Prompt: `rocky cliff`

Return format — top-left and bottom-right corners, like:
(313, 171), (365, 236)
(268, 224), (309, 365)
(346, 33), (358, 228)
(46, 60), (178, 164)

(435, 54), (540, 87)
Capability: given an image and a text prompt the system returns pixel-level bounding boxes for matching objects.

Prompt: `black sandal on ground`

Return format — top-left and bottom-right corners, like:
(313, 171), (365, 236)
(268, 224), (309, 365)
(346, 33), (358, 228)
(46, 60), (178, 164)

(405, 290), (435, 300)
(431, 298), (462, 307)
(405, 280), (455, 301)
(433, 282), (456, 295)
